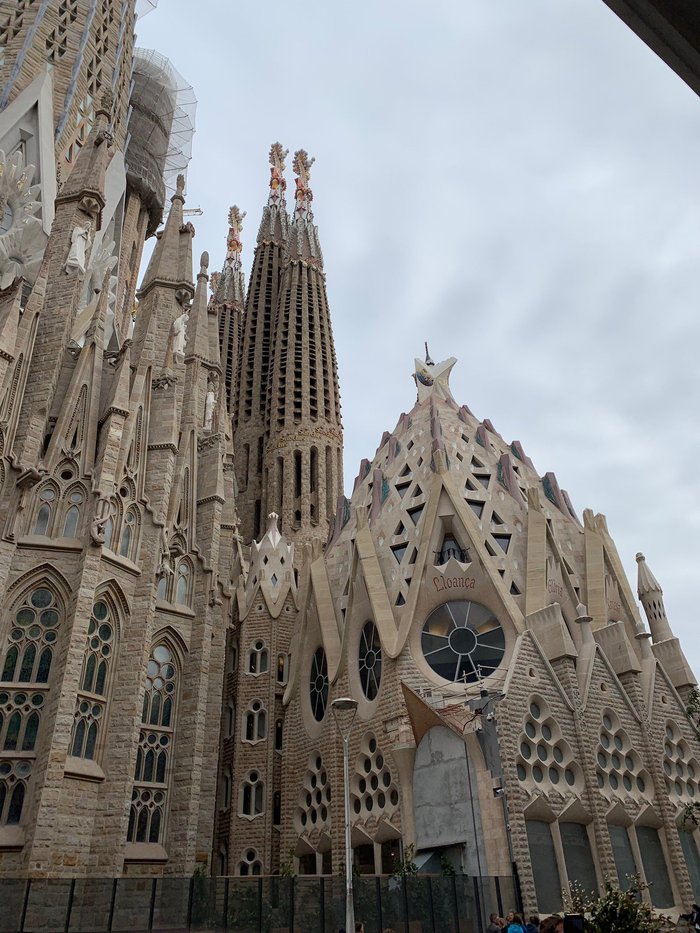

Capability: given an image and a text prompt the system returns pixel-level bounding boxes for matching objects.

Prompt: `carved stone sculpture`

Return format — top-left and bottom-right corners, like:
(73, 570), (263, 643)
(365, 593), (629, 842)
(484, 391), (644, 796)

(65, 221), (92, 275)
(171, 309), (189, 362)
(204, 371), (218, 431)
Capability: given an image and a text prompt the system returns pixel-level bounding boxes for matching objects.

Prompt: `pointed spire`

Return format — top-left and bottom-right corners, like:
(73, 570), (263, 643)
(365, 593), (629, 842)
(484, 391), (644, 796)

(288, 149), (323, 268)
(55, 91), (115, 229)
(138, 174), (195, 300)
(636, 552), (674, 643)
(256, 142), (289, 246)
(213, 206), (246, 307)
(185, 251), (215, 364)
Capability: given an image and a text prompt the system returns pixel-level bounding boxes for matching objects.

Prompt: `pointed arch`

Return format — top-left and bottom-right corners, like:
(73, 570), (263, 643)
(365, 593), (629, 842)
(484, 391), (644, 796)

(119, 505), (140, 560)
(70, 583), (126, 761)
(174, 557), (193, 607)
(60, 482), (87, 538)
(31, 479), (61, 536)
(127, 632), (182, 846)
(0, 572), (67, 826)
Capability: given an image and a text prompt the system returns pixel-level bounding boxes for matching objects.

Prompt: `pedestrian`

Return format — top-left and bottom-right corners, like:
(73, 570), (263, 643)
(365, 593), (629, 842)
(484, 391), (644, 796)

(525, 917), (539, 933)
(504, 912), (515, 927)
(355, 922), (365, 933)
(506, 913), (527, 933)
(486, 913), (501, 933)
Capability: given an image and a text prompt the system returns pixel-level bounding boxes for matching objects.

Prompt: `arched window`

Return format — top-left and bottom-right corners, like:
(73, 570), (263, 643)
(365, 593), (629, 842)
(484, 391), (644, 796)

(0, 583), (61, 827)
(243, 700), (266, 743)
(240, 771), (265, 818)
(127, 643), (180, 846)
(226, 703), (235, 738)
(175, 560), (191, 607)
(62, 489), (84, 537)
(247, 640), (268, 675)
(119, 508), (138, 559)
(0, 586), (59, 685)
(70, 598), (117, 761)
(33, 486), (57, 535)
(277, 653), (289, 685)
(222, 767), (232, 809)
(275, 719), (283, 751)
(238, 847), (263, 876)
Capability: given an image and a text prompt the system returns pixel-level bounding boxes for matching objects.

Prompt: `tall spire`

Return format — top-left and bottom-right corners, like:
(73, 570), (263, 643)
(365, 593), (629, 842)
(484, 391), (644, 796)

(212, 205), (246, 415)
(233, 144), (290, 542)
(636, 552), (674, 643)
(263, 150), (343, 547)
(287, 149), (323, 268)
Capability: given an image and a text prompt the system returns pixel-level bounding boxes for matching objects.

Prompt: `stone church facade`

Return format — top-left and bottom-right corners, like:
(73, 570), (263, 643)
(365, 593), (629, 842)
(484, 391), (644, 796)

(0, 0), (698, 918)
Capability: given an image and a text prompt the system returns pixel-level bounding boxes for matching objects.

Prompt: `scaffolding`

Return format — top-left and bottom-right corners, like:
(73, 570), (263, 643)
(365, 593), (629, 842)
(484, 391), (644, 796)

(126, 48), (196, 229)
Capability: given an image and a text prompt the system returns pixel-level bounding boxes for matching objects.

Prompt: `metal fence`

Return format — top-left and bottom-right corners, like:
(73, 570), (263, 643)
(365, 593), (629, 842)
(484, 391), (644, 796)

(0, 874), (518, 933)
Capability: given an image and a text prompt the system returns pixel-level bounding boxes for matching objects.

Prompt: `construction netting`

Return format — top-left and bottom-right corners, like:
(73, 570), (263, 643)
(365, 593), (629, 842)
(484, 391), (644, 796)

(135, 0), (159, 18)
(130, 48), (196, 201)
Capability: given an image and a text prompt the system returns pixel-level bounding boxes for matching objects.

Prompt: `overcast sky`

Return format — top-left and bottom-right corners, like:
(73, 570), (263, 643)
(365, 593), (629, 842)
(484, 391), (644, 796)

(137, 0), (700, 672)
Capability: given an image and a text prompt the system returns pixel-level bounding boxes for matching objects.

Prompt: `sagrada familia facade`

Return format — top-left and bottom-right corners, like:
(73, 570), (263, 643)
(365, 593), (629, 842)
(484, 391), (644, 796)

(0, 0), (698, 917)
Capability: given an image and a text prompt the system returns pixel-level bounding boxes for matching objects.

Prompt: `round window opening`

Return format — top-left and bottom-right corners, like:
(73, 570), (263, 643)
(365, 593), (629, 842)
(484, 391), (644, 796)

(421, 600), (505, 684)
(309, 647), (329, 722)
(359, 621), (382, 701)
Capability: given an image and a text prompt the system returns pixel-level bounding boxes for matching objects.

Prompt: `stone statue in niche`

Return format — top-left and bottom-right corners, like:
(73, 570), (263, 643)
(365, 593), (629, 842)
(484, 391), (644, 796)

(171, 309), (189, 362)
(65, 220), (92, 275)
(204, 372), (218, 431)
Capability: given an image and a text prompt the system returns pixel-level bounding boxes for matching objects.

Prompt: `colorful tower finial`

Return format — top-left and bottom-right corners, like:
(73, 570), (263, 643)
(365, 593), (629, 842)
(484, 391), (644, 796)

(268, 143), (289, 206)
(293, 149), (315, 221)
(225, 205), (245, 271)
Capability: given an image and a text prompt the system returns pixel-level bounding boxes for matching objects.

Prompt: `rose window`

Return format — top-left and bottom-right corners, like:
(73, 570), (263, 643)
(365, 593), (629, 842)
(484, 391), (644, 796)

(421, 600), (505, 683)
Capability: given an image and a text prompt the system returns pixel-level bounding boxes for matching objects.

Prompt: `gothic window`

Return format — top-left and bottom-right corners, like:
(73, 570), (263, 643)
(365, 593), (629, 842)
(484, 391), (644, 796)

(102, 499), (118, 550)
(0, 584), (61, 827)
(127, 643), (180, 846)
(174, 560), (191, 607)
(243, 700), (266, 743)
(70, 599), (116, 761)
(275, 719), (283, 751)
(277, 653), (289, 685)
(33, 486), (57, 535)
(119, 507), (138, 559)
(421, 600), (505, 684)
(350, 734), (399, 820)
(226, 703), (235, 738)
(247, 640), (268, 675)
(309, 647), (329, 722)
(1, 587), (58, 685)
(595, 710), (649, 798)
(62, 489), (84, 538)
(238, 847), (262, 876)
(240, 771), (264, 818)
(358, 621), (382, 701)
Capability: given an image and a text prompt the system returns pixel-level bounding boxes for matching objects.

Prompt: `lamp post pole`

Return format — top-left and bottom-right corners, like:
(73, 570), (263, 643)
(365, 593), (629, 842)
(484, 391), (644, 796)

(332, 697), (358, 933)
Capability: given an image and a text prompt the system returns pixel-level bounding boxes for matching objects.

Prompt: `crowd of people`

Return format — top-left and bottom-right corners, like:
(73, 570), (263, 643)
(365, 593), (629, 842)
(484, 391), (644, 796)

(486, 911), (564, 933)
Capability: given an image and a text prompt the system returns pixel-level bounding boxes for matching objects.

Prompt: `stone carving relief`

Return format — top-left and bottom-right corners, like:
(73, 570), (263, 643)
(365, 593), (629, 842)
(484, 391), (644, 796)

(0, 148), (46, 289)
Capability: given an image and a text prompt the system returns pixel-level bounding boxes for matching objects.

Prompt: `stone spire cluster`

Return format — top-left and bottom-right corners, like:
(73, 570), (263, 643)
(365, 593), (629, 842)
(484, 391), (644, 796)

(221, 144), (343, 547)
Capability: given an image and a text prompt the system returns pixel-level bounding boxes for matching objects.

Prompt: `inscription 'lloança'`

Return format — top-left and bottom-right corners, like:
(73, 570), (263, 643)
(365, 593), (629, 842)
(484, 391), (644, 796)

(433, 576), (476, 592)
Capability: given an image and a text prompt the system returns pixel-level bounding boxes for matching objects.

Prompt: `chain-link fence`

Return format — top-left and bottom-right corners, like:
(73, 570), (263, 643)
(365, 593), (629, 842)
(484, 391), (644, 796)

(0, 873), (518, 933)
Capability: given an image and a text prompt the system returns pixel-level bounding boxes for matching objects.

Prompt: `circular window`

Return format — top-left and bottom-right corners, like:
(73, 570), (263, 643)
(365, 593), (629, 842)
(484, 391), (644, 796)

(309, 647), (329, 722)
(421, 600), (505, 683)
(359, 621), (382, 701)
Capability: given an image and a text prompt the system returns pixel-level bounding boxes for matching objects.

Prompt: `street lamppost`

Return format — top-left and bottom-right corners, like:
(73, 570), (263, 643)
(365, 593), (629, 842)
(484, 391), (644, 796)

(332, 696), (358, 933)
